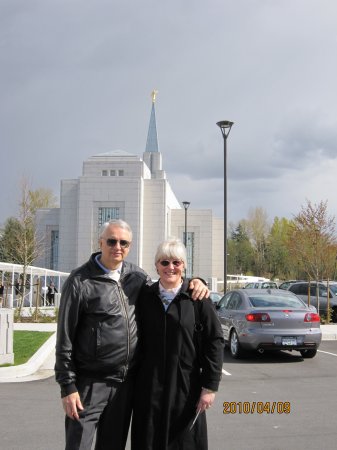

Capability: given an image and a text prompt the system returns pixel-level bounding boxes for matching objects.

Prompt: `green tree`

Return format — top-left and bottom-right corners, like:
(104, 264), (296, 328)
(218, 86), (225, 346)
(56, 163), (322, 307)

(287, 200), (337, 282)
(228, 222), (254, 275)
(28, 188), (58, 212)
(0, 180), (58, 317)
(246, 207), (270, 276)
(0, 217), (25, 262)
(266, 217), (293, 279)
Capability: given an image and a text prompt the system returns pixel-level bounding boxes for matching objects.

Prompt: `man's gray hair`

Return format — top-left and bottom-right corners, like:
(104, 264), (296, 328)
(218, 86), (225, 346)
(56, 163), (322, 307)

(99, 219), (133, 240)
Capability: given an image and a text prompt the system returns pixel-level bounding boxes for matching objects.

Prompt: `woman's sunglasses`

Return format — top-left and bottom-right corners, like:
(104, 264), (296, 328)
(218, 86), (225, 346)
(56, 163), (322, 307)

(159, 260), (183, 267)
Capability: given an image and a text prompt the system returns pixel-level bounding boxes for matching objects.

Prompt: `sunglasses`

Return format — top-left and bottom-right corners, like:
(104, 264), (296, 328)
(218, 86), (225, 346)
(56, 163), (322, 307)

(159, 260), (183, 267)
(103, 238), (131, 249)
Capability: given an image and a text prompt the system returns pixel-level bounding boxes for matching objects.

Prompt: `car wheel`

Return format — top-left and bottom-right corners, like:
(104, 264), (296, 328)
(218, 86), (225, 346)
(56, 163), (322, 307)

(230, 329), (242, 359)
(300, 349), (317, 358)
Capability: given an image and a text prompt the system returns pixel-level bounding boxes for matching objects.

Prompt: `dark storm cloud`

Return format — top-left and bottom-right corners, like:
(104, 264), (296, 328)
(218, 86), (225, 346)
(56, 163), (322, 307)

(273, 116), (337, 170)
(1, 0), (337, 226)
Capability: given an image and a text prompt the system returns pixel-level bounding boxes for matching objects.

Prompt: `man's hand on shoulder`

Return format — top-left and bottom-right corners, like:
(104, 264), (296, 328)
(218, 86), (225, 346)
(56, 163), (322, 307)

(189, 278), (210, 300)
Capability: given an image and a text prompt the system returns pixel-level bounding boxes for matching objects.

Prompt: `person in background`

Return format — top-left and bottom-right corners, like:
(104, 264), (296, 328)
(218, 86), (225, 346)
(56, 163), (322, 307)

(131, 238), (224, 450)
(55, 220), (209, 450)
(14, 279), (21, 298)
(47, 282), (58, 305)
(0, 282), (4, 307)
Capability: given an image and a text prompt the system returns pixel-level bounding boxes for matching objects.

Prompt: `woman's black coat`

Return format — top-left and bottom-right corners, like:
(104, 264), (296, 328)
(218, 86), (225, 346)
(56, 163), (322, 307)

(131, 279), (224, 450)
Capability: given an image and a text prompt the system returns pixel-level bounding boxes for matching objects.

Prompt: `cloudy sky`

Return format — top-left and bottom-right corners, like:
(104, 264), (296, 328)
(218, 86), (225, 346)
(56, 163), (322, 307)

(1, 0), (337, 227)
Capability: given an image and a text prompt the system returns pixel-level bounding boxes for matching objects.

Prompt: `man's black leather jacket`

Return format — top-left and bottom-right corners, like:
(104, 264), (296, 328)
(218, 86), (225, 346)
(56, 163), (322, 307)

(55, 252), (150, 397)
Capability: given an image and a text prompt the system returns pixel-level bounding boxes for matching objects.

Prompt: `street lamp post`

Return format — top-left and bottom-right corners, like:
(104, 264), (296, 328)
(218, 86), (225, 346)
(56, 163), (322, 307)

(182, 201), (190, 248)
(216, 120), (234, 293)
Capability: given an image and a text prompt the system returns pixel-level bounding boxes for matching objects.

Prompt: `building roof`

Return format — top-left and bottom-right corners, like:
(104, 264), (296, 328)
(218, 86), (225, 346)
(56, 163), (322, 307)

(145, 102), (159, 153)
(90, 150), (137, 158)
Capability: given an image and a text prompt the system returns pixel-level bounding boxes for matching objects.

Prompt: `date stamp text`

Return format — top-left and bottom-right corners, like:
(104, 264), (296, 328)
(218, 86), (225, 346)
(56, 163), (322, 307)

(223, 401), (291, 414)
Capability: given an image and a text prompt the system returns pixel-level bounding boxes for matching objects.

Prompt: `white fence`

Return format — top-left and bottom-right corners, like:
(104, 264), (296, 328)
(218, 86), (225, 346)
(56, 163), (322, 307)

(216, 274), (271, 292)
(0, 262), (69, 308)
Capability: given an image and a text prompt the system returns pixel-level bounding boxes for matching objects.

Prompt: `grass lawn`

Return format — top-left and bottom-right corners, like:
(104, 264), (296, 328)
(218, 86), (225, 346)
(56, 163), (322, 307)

(0, 330), (54, 367)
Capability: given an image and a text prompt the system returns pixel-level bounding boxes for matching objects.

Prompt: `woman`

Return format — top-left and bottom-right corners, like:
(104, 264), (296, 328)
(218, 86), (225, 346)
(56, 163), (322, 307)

(131, 239), (224, 450)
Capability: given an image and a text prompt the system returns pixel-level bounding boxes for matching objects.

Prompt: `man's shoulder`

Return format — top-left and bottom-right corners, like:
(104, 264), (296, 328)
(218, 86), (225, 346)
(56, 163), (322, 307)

(70, 261), (89, 276)
(66, 257), (98, 283)
(122, 261), (148, 279)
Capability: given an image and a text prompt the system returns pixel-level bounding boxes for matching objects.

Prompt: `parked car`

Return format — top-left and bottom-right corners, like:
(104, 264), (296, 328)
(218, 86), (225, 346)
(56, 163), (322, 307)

(321, 281), (337, 295)
(209, 291), (222, 306)
(216, 288), (321, 359)
(330, 284), (337, 295)
(278, 280), (303, 290)
(243, 281), (278, 289)
(288, 281), (337, 322)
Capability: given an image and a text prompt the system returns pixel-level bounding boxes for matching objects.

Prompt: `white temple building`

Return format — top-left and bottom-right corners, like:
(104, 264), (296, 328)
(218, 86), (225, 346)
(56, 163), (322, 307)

(36, 92), (224, 285)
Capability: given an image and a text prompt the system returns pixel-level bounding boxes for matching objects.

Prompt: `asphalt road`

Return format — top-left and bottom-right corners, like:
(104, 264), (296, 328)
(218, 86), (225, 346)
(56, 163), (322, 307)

(208, 341), (337, 450)
(1, 342), (337, 450)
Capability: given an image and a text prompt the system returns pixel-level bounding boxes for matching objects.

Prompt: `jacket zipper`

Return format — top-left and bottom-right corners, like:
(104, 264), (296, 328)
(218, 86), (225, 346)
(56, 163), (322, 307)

(116, 279), (130, 379)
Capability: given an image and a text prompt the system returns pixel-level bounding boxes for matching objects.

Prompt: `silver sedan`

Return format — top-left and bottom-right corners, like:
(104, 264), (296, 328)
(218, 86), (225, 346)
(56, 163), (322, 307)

(216, 289), (322, 359)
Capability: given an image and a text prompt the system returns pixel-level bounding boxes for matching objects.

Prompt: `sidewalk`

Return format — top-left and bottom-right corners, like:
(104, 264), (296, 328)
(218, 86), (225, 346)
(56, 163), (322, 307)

(0, 322), (57, 383)
(321, 323), (337, 340)
(1, 323), (337, 383)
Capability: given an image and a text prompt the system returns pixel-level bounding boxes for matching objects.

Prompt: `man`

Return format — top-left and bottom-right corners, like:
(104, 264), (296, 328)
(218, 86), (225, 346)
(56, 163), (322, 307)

(47, 282), (57, 305)
(55, 219), (208, 450)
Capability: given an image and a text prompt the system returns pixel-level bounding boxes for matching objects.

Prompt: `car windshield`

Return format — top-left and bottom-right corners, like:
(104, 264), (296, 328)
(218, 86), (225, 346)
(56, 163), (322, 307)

(249, 294), (306, 309)
(210, 292), (222, 300)
(329, 284), (337, 295)
(262, 283), (277, 289)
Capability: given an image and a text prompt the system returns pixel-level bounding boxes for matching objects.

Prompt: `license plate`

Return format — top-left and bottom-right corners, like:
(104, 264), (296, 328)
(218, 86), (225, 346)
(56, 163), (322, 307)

(282, 337), (297, 346)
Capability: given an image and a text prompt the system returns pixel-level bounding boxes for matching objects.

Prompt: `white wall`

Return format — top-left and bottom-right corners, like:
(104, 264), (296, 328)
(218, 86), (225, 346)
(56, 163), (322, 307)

(59, 179), (79, 272)
(36, 152), (223, 283)
(35, 208), (60, 269)
(171, 209), (224, 280)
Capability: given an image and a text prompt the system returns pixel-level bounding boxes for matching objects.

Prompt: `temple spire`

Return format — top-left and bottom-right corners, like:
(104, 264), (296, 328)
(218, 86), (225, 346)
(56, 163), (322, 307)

(145, 90), (159, 153)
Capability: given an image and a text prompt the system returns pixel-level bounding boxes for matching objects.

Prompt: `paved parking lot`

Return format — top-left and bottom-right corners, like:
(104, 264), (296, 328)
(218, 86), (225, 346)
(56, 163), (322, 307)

(1, 341), (337, 450)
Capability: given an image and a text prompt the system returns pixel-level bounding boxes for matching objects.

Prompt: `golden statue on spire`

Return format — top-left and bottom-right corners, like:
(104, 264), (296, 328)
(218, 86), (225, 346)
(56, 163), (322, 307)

(151, 89), (158, 103)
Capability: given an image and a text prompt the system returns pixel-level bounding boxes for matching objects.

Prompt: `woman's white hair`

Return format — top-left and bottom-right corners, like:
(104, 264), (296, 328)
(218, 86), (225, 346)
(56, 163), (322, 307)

(154, 238), (187, 268)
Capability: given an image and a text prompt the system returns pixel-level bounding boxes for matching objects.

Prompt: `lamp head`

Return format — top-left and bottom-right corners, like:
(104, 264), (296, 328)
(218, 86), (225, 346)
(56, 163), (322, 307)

(182, 201), (190, 210)
(217, 120), (234, 137)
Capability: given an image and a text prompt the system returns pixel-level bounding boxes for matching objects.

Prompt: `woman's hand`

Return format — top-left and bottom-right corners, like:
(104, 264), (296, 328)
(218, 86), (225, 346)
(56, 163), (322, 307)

(196, 388), (215, 412)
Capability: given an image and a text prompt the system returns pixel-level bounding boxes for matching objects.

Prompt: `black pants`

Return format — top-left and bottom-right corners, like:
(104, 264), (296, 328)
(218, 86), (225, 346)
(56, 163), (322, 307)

(65, 376), (134, 450)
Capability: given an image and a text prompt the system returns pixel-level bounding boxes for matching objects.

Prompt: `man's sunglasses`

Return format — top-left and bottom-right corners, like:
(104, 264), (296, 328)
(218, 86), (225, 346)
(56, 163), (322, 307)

(103, 238), (131, 249)
(159, 260), (183, 267)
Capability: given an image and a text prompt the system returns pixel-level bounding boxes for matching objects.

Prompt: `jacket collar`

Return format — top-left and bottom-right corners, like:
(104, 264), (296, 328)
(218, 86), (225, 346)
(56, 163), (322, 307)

(150, 278), (191, 299)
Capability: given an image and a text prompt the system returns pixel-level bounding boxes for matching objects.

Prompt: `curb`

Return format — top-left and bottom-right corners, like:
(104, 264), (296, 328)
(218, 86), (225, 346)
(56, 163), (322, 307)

(320, 324), (337, 341)
(321, 332), (337, 341)
(0, 332), (56, 382)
